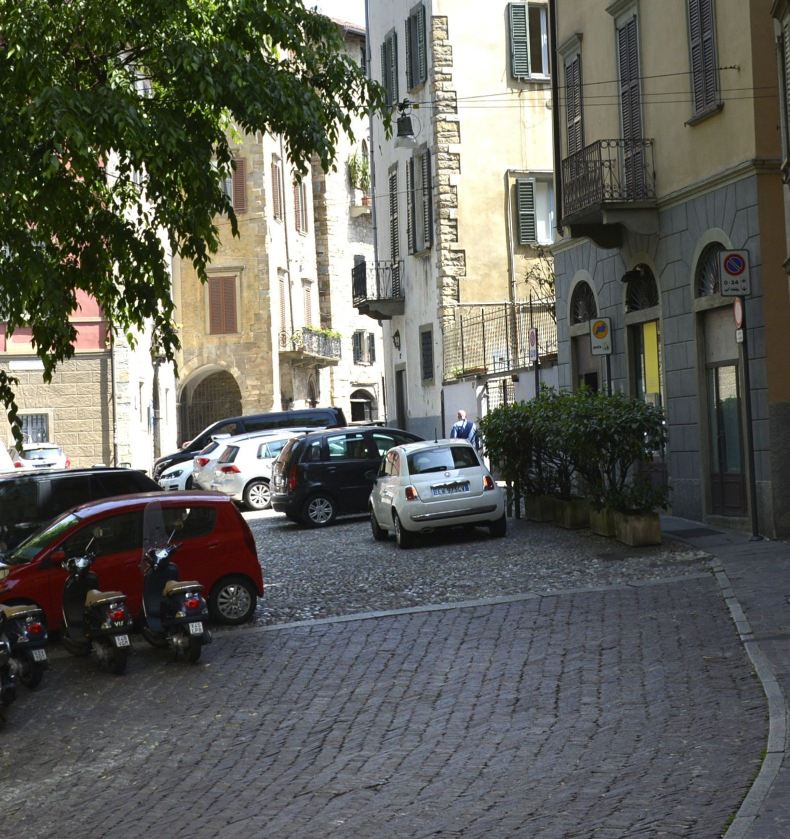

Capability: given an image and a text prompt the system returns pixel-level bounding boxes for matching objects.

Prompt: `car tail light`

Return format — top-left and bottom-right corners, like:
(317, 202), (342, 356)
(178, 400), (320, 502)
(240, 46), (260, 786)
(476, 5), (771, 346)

(110, 608), (126, 621)
(27, 622), (44, 635)
(220, 465), (240, 474)
(196, 457), (210, 467)
(483, 475), (495, 491)
(287, 464), (298, 492)
(185, 597), (201, 610)
(405, 485), (418, 501)
(13, 461), (22, 468)
(65, 457), (71, 468)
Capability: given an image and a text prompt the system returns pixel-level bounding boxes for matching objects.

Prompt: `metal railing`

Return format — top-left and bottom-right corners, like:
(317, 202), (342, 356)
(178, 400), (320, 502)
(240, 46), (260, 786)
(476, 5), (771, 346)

(562, 138), (655, 219)
(443, 298), (557, 380)
(352, 259), (403, 305)
(279, 326), (341, 360)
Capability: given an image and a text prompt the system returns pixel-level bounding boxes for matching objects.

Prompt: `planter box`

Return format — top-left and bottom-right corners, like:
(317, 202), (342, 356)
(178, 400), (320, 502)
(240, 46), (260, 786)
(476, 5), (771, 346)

(554, 498), (590, 530)
(589, 507), (617, 538)
(525, 494), (554, 522)
(614, 510), (662, 546)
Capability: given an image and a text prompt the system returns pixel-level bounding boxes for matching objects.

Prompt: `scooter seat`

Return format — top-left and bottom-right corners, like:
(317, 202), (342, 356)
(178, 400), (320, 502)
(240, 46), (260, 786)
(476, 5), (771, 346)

(0, 603), (41, 619)
(163, 580), (204, 597)
(85, 590), (126, 608)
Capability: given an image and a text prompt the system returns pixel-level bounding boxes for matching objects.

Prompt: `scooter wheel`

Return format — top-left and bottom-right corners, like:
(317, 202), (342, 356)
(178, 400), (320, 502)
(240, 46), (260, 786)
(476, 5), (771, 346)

(108, 648), (128, 676)
(185, 637), (202, 664)
(20, 660), (43, 690)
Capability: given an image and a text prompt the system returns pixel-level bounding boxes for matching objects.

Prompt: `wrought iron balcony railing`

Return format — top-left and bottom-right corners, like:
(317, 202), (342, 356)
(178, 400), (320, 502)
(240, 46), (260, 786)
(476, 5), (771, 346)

(352, 259), (404, 320)
(562, 138), (656, 220)
(278, 326), (341, 364)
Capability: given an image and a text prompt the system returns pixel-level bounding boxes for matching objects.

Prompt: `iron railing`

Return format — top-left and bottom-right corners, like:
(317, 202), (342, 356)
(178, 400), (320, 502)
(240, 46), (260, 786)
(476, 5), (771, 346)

(352, 259), (403, 305)
(279, 326), (341, 360)
(561, 138), (655, 219)
(443, 298), (557, 380)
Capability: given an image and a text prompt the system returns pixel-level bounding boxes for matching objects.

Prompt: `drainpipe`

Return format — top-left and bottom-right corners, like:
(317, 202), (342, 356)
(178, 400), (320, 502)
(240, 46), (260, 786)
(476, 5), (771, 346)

(279, 134), (296, 407)
(548, 0), (564, 236)
(109, 326), (119, 467)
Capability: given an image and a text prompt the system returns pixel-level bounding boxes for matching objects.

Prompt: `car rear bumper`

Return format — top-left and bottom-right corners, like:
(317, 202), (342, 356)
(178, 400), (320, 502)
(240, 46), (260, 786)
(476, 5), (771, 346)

(408, 502), (501, 524)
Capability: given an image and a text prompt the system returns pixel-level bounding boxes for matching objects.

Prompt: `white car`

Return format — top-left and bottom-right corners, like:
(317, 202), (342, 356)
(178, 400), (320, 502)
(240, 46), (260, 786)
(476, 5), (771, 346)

(9, 442), (70, 470)
(210, 431), (306, 510)
(157, 460), (192, 491)
(369, 439), (506, 548)
(191, 435), (232, 489)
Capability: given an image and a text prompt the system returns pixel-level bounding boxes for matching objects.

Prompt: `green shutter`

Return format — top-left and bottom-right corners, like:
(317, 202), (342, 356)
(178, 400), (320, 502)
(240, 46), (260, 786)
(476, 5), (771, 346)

(516, 179), (537, 245)
(509, 4), (530, 79)
(406, 157), (415, 253)
(417, 4), (427, 84)
(405, 17), (413, 89)
(421, 150), (432, 248)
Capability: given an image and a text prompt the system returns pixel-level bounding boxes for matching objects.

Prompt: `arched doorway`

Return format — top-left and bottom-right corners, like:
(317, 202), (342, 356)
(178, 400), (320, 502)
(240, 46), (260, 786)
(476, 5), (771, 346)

(569, 280), (599, 390)
(624, 264), (662, 405)
(180, 369), (242, 443)
(350, 388), (377, 422)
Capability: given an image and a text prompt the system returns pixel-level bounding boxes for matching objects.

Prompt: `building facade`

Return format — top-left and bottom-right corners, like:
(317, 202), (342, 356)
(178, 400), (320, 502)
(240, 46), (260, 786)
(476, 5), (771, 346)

(552, 0), (790, 535)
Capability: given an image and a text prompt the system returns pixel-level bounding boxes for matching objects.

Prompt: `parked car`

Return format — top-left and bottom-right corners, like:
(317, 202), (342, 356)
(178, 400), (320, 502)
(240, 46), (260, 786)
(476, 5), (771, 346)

(157, 461), (192, 492)
(369, 439), (506, 548)
(270, 426), (423, 527)
(0, 442), (14, 473)
(211, 431), (307, 511)
(0, 467), (160, 551)
(10, 442), (70, 470)
(191, 436), (232, 490)
(153, 406), (347, 480)
(0, 492), (263, 628)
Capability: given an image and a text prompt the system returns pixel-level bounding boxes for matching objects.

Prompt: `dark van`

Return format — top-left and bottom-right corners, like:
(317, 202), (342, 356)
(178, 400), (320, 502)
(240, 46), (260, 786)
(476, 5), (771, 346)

(153, 407), (347, 480)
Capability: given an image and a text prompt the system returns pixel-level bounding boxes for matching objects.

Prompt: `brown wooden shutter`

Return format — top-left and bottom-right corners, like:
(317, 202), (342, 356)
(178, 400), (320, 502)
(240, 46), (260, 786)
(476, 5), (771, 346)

(271, 160), (282, 220)
(222, 276), (237, 332)
(232, 158), (246, 212)
(208, 277), (223, 334)
(293, 183), (302, 232)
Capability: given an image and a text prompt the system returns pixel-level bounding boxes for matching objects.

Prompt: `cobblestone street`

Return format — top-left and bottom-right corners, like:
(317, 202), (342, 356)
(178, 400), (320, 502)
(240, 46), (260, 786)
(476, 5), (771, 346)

(0, 513), (768, 838)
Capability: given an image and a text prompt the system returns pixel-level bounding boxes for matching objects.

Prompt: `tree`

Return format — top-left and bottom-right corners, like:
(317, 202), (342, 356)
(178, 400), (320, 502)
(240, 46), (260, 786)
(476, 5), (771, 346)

(0, 0), (386, 440)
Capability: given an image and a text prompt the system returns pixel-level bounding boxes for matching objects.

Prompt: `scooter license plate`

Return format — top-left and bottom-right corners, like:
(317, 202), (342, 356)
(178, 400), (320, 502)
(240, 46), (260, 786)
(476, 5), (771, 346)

(188, 622), (204, 636)
(31, 648), (47, 662)
(114, 634), (130, 648)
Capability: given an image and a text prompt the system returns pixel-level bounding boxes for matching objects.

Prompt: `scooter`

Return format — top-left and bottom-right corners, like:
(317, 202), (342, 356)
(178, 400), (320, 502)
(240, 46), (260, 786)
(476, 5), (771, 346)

(140, 540), (211, 663)
(61, 551), (133, 675)
(0, 637), (16, 726)
(0, 603), (48, 689)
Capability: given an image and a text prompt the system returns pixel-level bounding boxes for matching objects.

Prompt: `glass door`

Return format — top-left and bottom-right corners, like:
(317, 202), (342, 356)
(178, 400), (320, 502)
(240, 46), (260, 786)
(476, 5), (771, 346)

(708, 364), (746, 515)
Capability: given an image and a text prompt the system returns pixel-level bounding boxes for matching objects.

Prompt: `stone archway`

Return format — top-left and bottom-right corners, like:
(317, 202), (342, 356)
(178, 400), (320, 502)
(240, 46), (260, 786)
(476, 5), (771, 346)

(180, 369), (242, 442)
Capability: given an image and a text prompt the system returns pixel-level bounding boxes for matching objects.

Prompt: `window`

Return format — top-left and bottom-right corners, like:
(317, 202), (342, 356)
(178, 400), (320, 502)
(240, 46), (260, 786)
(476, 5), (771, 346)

(327, 432), (370, 460)
(162, 505), (217, 540)
(687, 0), (719, 116)
(419, 325), (434, 383)
(222, 158), (247, 212)
(352, 331), (377, 364)
(565, 54), (584, 156)
(19, 413), (49, 443)
(352, 330), (364, 363)
(373, 431), (418, 456)
(302, 280), (313, 327)
(271, 156), (283, 221)
(407, 149), (433, 253)
(293, 181), (308, 233)
(405, 3), (427, 90)
(258, 439), (287, 460)
(696, 242), (724, 296)
(508, 4), (549, 79)
(208, 275), (237, 335)
(516, 177), (554, 245)
(380, 30), (399, 107)
(63, 511), (142, 557)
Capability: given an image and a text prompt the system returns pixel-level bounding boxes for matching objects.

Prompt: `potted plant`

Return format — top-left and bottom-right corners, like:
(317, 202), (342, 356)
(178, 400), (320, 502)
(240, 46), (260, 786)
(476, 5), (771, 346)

(347, 151), (370, 201)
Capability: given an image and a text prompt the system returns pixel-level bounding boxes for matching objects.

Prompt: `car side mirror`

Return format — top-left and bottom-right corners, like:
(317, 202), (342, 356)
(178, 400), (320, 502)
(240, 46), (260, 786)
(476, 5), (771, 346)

(181, 440), (193, 450)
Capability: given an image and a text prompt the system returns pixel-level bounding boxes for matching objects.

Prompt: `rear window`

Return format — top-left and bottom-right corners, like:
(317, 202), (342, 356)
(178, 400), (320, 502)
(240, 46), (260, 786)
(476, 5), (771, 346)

(38, 475), (94, 519)
(162, 506), (217, 540)
(218, 446), (239, 465)
(258, 439), (287, 459)
(408, 446), (480, 475)
(23, 447), (63, 460)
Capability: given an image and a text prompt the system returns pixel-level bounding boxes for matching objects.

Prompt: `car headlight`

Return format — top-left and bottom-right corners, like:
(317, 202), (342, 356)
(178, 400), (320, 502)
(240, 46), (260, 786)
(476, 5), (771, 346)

(169, 469), (185, 478)
(0, 567), (9, 581)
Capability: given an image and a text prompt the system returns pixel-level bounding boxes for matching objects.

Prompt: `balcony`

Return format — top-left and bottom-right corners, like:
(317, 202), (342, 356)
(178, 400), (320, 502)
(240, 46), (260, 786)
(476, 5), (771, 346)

(352, 259), (404, 320)
(561, 139), (658, 248)
(278, 326), (341, 367)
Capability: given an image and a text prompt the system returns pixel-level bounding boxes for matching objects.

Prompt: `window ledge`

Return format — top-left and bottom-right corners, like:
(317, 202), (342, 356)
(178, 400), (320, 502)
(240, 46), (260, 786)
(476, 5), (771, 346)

(685, 101), (724, 127)
(511, 76), (551, 87)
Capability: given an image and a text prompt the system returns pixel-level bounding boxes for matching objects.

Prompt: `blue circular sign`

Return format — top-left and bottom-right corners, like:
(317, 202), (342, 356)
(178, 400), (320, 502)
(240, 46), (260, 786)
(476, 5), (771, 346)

(723, 253), (746, 276)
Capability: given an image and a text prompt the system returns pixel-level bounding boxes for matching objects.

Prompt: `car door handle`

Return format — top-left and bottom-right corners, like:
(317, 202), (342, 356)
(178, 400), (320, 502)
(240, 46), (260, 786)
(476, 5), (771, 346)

(326, 466), (337, 473)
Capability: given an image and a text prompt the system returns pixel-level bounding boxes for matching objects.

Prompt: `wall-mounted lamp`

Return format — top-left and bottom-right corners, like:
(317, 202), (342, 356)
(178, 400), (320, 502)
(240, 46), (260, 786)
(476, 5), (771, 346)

(395, 99), (418, 149)
(392, 329), (401, 351)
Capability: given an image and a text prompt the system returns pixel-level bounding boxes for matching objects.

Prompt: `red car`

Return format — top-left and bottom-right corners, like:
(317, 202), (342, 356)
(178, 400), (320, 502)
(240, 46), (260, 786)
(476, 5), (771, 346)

(0, 492), (263, 629)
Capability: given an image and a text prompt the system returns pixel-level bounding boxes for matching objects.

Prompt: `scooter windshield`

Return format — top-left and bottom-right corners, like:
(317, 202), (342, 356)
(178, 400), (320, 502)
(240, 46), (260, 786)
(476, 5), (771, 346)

(141, 501), (171, 570)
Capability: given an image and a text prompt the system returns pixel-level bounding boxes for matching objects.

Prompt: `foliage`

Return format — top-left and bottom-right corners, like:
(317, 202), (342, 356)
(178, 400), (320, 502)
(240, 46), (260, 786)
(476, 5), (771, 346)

(0, 0), (387, 444)
(347, 150), (370, 192)
(523, 246), (556, 320)
(305, 325), (341, 339)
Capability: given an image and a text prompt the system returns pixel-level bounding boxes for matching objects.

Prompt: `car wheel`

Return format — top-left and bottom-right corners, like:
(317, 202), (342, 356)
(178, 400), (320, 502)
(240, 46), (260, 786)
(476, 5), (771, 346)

(370, 508), (388, 542)
(244, 479), (271, 511)
(302, 494), (336, 528)
(489, 514), (507, 538)
(185, 475), (194, 490)
(209, 575), (257, 625)
(393, 511), (416, 549)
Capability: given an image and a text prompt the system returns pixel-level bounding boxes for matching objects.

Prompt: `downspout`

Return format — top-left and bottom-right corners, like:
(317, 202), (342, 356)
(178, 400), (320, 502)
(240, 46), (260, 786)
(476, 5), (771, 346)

(279, 134), (296, 406)
(109, 327), (119, 467)
(548, 0), (564, 236)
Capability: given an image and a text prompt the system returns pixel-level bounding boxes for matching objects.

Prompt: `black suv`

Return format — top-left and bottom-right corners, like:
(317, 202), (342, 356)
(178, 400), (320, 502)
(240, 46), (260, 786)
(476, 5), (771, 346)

(153, 406), (347, 481)
(0, 467), (160, 550)
(270, 426), (422, 527)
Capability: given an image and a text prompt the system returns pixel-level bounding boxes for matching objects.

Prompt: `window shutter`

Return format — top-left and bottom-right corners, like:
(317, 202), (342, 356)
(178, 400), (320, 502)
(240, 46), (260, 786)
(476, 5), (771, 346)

(208, 277), (222, 334)
(516, 179), (537, 245)
(209, 276), (236, 334)
(232, 158), (246, 212)
(271, 160), (282, 220)
(420, 329), (433, 381)
(367, 333), (376, 363)
(389, 169), (399, 262)
(784, 24), (790, 153)
(405, 17), (413, 90)
(390, 32), (399, 104)
(617, 17), (641, 140)
(421, 150), (432, 248)
(222, 276), (237, 332)
(700, 0), (717, 109)
(303, 283), (312, 327)
(352, 332), (362, 363)
(279, 275), (287, 332)
(565, 55), (584, 156)
(381, 42), (389, 103)
(417, 4), (427, 83)
(406, 158), (415, 253)
(509, 4), (530, 79)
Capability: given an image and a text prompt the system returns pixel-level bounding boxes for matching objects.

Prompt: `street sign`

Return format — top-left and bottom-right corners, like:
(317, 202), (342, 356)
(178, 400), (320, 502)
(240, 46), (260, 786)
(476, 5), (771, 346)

(736, 328), (744, 344)
(590, 317), (612, 356)
(733, 296), (744, 329)
(719, 250), (751, 297)
(528, 327), (538, 362)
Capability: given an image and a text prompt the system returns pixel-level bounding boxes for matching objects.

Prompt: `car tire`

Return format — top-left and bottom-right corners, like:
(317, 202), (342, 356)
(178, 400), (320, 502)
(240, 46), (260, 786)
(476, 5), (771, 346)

(302, 494), (336, 528)
(244, 479), (271, 511)
(185, 475), (194, 490)
(393, 511), (416, 549)
(489, 514), (507, 538)
(209, 575), (257, 625)
(370, 508), (388, 542)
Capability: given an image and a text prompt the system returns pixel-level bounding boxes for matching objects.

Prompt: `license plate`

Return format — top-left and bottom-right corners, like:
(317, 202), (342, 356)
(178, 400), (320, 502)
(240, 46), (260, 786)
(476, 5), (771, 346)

(31, 648), (47, 662)
(188, 622), (204, 636)
(114, 634), (130, 648)
(432, 481), (470, 496)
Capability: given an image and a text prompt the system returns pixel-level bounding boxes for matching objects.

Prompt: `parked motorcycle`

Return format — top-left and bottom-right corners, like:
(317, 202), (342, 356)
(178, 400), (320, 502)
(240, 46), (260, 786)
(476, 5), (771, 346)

(0, 603), (48, 689)
(0, 636), (16, 726)
(140, 503), (211, 663)
(61, 549), (133, 675)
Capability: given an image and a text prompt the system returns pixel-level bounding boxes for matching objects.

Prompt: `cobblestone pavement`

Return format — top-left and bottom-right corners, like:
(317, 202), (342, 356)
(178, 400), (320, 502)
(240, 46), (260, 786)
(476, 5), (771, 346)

(0, 575), (764, 838)
(246, 509), (712, 625)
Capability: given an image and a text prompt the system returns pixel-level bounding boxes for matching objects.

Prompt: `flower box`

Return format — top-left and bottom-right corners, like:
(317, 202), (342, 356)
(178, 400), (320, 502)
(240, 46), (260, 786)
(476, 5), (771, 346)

(525, 494), (554, 522)
(613, 510), (661, 546)
(554, 498), (589, 530)
(589, 507), (617, 538)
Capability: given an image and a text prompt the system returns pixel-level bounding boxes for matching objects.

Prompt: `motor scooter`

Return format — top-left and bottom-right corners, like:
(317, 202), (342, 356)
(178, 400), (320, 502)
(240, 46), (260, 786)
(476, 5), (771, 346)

(0, 636), (16, 726)
(61, 549), (133, 675)
(140, 503), (211, 663)
(0, 603), (48, 688)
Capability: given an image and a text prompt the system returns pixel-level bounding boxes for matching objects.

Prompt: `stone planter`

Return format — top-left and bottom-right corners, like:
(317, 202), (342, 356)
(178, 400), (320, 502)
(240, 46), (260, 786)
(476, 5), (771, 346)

(589, 506), (617, 538)
(553, 498), (589, 530)
(525, 494), (554, 522)
(613, 510), (662, 546)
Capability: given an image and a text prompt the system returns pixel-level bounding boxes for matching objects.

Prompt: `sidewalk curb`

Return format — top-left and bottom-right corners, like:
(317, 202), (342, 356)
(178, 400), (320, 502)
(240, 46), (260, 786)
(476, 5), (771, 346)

(712, 560), (787, 839)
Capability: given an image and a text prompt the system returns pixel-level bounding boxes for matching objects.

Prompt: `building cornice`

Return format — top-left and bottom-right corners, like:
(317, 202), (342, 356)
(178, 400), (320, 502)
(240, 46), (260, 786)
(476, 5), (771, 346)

(658, 159), (781, 211)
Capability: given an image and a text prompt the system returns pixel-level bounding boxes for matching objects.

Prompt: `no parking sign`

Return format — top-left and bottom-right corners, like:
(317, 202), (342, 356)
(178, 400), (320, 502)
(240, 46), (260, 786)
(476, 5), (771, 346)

(718, 250), (751, 297)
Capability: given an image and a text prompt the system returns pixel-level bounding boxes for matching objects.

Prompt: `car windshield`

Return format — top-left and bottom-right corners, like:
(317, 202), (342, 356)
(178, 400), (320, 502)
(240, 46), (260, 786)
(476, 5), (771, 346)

(5, 513), (80, 565)
(407, 446), (479, 475)
(23, 447), (61, 460)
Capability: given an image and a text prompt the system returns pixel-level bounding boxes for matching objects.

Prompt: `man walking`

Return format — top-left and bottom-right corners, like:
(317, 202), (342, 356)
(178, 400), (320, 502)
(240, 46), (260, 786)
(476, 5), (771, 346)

(450, 409), (479, 449)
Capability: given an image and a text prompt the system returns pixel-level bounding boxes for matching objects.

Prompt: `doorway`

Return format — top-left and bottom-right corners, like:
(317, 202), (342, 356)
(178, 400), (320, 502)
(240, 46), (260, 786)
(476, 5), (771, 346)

(708, 363), (746, 515)
(395, 369), (407, 430)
